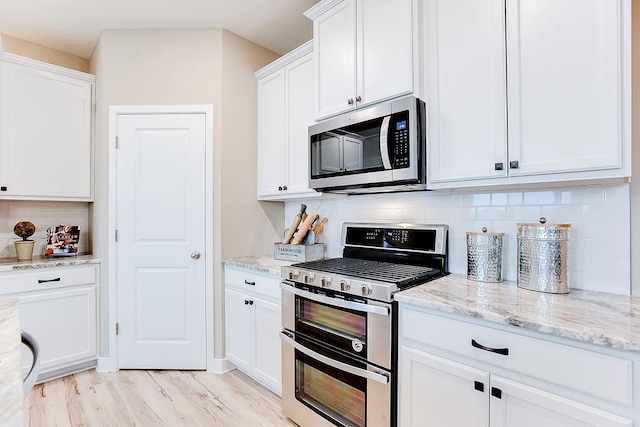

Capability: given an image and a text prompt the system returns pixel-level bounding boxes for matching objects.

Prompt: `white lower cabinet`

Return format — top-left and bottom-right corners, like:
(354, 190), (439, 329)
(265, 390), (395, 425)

(399, 305), (637, 427)
(0, 264), (99, 382)
(224, 265), (281, 395)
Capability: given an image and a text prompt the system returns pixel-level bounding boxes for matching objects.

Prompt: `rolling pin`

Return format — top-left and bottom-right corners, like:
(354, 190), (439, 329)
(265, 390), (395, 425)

(281, 204), (307, 244)
(312, 218), (328, 238)
(291, 202), (322, 244)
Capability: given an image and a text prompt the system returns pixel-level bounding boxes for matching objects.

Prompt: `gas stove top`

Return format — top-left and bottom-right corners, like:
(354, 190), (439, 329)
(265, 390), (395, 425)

(281, 223), (448, 302)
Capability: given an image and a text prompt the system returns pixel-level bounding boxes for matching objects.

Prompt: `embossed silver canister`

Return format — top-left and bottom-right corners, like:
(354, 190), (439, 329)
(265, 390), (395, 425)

(517, 218), (570, 294)
(466, 228), (504, 283)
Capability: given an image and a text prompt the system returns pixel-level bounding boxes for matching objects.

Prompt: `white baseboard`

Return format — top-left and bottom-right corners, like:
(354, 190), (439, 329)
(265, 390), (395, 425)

(210, 358), (235, 374)
(96, 357), (118, 372)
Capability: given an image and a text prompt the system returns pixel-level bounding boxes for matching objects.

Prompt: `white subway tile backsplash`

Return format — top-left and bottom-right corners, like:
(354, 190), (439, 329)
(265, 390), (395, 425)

(507, 206), (541, 222)
(491, 193), (508, 206)
(462, 193), (491, 207)
(524, 191), (557, 205)
(476, 206), (507, 221)
(507, 192), (524, 206)
(0, 201), (90, 257)
(286, 184), (631, 294)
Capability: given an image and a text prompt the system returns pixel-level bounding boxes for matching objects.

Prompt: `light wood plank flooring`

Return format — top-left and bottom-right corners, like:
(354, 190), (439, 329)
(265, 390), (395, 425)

(27, 369), (296, 427)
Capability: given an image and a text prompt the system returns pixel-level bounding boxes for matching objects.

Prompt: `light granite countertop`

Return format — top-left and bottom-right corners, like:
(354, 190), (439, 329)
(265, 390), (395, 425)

(395, 274), (640, 353)
(0, 298), (23, 426)
(223, 256), (293, 276)
(0, 254), (100, 272)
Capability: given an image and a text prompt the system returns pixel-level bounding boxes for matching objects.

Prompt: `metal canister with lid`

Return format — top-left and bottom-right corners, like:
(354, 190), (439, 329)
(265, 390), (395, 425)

(517, 217), (570, 294)
(466, 227), (504, 283)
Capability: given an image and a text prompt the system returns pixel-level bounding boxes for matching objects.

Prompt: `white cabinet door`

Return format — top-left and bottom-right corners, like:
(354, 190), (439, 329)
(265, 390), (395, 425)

(225, 289), (253, 372)
(425, 0), (508, 184)
(506, 0), (625, 177)
(257, 69), (286, 198)
(399, 346), (490, 427)
(18, 286), (96, 374)
(0, 60), (92, 199)
(253, 298), (282, 394)
(313, 0), (357, 119)
(285, 53), (315, 196)
(490, 376), (632, 427)
(358, 0), (414, 107)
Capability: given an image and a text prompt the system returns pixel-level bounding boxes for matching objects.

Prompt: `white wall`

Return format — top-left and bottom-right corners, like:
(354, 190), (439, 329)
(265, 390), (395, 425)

(286, 183), (631, 295)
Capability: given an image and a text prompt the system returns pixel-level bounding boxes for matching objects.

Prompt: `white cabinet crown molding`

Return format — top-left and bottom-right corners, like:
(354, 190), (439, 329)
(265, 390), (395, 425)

(254, 41), (313, 79)
(0, 51), (95, 82)
(304, 0), (345, 20)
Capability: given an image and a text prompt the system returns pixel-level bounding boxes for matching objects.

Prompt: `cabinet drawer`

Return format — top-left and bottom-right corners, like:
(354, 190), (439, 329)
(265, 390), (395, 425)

(401, 307), (633, 406)
(224, 266), (281, 301)
(0, 266), (97, 295)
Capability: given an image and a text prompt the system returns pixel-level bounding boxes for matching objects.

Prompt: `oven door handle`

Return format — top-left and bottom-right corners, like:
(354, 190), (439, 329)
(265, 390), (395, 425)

(280, 282), (389, 316)
(280, 331), (389, 385)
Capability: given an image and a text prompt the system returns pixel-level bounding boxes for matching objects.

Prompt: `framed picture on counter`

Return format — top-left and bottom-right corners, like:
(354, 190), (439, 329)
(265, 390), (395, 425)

(45, 225), (80, 256)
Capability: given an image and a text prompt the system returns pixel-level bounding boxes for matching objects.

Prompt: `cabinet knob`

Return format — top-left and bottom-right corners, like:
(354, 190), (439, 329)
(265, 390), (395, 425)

(510, 160), (519, 169)
(494, 163), (504, 171)
(355, 96), (362, 103)
(0, 187), (6, 191)
(249, 300), (254, 305)
(278, 186), (283, 191)
(244, 300), (249, 305)
(282, 185), (287, 191)
(347, 98), (354, 105)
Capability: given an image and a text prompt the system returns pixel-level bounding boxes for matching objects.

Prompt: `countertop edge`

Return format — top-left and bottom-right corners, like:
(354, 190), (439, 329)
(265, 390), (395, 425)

(395, 275), (640, 354)
(223, 256), (292, 276)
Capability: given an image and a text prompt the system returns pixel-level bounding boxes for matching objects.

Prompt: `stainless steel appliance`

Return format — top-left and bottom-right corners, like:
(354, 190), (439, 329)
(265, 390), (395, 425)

(281, 222), (448, 427)
(309, 96), (427, 194)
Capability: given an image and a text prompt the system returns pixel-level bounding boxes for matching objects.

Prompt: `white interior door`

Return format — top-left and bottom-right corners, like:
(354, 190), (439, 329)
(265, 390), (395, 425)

(116, 113), (206, 369)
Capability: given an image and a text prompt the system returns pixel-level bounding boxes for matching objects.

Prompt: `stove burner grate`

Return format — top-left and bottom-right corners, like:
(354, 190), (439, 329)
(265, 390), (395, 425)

(293, 258), (439, 287)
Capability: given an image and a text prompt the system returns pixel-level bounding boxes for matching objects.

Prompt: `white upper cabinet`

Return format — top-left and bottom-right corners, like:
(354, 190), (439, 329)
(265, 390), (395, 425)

(425, 0), (508, 184)
(256, 42), (318, 200)
(0, 54), (94, 199)
(506, 0), (626, 177)
(427, 0), (631, 189)
(306, 0), (419, 120)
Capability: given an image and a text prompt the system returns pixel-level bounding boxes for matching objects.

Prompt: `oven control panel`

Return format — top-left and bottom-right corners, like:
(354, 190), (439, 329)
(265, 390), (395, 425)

(342, 223), (448, 254)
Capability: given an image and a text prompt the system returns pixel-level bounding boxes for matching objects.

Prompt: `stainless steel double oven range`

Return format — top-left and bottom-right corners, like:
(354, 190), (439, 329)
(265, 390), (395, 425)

(280, 222), (449, 427)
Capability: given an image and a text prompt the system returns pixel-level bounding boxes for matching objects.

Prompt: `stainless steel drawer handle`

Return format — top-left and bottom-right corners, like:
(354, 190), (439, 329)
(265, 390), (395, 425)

(280, 331), (389, 385)
(38, 277), (61, 284)
(471, 339), (509, 356)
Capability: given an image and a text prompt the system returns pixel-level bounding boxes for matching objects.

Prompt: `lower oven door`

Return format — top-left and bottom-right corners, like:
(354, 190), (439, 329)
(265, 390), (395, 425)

(280, 330), (392, 427)
(281, 281), (392, 369)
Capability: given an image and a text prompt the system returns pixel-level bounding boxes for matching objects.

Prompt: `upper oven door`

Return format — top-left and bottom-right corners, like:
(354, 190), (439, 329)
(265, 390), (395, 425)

(309, 96), (421, 191)
(281, 282), (392, 369)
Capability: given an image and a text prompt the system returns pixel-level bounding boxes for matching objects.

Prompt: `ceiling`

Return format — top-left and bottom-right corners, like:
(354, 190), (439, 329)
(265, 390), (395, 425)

(0, 0), (320, 59)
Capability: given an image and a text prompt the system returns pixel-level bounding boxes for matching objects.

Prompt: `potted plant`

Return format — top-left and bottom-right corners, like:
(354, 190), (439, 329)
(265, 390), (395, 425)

(14, 221), (36, 261)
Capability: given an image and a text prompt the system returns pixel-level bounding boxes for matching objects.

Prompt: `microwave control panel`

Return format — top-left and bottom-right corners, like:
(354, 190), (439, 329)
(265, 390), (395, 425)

(392, 112), (410, 169)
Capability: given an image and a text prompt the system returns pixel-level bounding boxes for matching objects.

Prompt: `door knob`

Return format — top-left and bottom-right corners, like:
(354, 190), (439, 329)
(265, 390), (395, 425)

(191, 251), (201, 260)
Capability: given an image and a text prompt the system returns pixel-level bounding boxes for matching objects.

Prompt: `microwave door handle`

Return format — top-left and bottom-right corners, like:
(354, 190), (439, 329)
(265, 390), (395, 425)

(280, 331), (390, 385)
(280, 282), (389, 316)
(379, 116), (392, 170)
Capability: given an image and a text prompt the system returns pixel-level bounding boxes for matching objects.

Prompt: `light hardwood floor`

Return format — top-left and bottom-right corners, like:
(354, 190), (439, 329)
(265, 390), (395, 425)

(26, 369), (296, 427)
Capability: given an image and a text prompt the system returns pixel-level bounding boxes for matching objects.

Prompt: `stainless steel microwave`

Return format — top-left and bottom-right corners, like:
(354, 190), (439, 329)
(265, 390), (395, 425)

(309, 96), (426, 194)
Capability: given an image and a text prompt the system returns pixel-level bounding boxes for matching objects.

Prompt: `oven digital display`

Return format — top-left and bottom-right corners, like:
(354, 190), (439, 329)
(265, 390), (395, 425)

(345, 227), (437, 251)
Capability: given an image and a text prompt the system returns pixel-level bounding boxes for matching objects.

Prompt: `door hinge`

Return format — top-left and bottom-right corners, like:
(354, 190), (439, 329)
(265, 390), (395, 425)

(115, 136), (119, 149)
(116, 323), (120, 335)
(115, 229), (119, 242)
